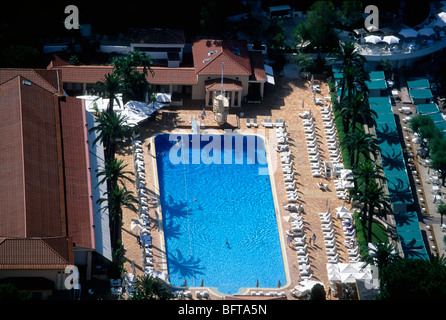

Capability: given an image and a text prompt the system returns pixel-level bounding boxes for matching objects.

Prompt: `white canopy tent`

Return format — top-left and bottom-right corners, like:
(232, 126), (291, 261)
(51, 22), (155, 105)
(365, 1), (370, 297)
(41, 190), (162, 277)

(77, 95), (167, 125)
(326, 263), (377, 287)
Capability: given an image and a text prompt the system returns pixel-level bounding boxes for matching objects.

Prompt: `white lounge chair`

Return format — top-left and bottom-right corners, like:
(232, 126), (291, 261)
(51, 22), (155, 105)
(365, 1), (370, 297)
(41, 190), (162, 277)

(252, 118), (258, 127)
(275, 119), (284, 127)
(327, 254), (339, 263)
(312, 170), (322, 177)
(246, 118), (251, 127)
(284, 204), (298, 211)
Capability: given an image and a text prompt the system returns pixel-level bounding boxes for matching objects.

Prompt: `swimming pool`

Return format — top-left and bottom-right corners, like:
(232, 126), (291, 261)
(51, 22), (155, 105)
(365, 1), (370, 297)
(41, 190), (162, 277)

(154, 133), (287, 295)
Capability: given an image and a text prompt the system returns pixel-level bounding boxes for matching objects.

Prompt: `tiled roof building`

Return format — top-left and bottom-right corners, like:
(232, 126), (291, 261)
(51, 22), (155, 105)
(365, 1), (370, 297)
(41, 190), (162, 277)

(0, 69), (100, 298)
(49, 38), (268, 107)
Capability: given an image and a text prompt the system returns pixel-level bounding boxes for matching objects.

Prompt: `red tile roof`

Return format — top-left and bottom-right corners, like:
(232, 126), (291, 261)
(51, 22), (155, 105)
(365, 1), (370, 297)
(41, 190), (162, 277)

(0, 74), (94, 267)
(205, 78), (243, 91)
(0, 237), (72, 269)
(60, 96), (95, 250)
(0, 68), (60, 94)
(0, 76), (63, 238)
(54, 65), (197, 85)
(192, 39), (252, 76)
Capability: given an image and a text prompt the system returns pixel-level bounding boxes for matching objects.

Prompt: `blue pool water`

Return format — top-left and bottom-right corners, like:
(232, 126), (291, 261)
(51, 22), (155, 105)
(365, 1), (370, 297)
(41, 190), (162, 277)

(154, 133), (286, 294)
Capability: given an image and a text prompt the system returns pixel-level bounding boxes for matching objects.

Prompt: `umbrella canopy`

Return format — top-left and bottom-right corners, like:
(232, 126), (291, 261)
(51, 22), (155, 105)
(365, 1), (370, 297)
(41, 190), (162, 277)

(338, 263), (360, 274)
(418, 27), (435, 37)
(336, 206), (349, 213)
(155, 92), (171, 103)
(365, 35), (382, 44)
(283, 214), (299, 222)
(382, 35), (400, 44)
(130, 221), (143, 232)
(398, 28), (419, 38)
(439, 12), (446, 23)
(340, 273), (357, 283)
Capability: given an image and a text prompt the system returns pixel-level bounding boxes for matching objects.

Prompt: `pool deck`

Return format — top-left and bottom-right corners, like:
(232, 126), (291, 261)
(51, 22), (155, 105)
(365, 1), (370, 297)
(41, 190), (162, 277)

(118, 75), (355, 300)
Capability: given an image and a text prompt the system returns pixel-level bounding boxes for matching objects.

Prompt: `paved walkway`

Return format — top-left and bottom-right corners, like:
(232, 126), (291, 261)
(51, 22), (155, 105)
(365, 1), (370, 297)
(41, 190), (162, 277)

(118, 76), (358, 300)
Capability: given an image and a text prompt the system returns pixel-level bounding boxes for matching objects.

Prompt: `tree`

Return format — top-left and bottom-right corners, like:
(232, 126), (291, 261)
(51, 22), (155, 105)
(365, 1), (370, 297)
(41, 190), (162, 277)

(97, 185), (138, 251)
(88, 109), (134, 163)
(361, 180), (392, 243)
(330, 41), (366, 71)
(293, 1), (339, 52)
(0, 44), (42, 68)
(264, 18), (285, 51)
(309, 283), (326, 300)
(0, 283), (31, 300)
(338, 92), (377, 134)
(336, 64), (369, 107)
(130, 274), (173, 300)
(378, 258), (446, 299)
(363, 242), (401, 281)
(340, 1), (365, 28)
(112, 50), (155, 104)
(91, 73), (124, 114)
(96, 158), (134, 192)
(437, 203), (446, 225)
(341, 130), (380, 169)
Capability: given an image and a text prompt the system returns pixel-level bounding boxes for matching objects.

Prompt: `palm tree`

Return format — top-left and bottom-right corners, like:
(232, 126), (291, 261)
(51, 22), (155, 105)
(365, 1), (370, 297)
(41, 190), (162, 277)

(349, 161), (386, 190)
(338, 92), (377, 134)
(89, 109), (134, 163)
(330, 41), (366, 70)
(363, 242), (401, 281)
(342, 130), (380, 169)
(112, 50), (155, 104)
(352, 180), (391, 243)
(97, 185), (138, 251)
(437, 203), (446, 225)
(96, 158), (134, 191)
(130, 274), (173, 300)
(337, 64), (369, 105)
(91, 73), (124, 114)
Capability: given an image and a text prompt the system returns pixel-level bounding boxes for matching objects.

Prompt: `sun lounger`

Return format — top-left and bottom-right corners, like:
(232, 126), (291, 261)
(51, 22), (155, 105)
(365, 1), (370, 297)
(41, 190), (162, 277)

(262, 118), (273, 127)
(304, 127), (314, 134)
(327, 254), (339, 263)
(275, 119), (284, 127)
(284, 204), (298, 211)
(252, 118), (258, 127)
(298, 111), (311, 119)
(312, 170), (322, 177)
(246, 118), (251, 127)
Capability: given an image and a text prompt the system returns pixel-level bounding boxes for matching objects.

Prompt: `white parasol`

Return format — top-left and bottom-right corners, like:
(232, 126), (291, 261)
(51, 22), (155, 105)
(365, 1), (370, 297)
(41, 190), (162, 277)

(365, 35), (382, 44)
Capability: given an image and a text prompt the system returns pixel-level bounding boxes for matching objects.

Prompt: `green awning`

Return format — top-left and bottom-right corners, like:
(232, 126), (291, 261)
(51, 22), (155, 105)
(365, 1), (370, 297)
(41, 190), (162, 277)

(427, 112), (444, 123)
(409, 88), (433, 99)
(366, 79), (387, 90)
(369, 70), (385, 81)
(407, 78), (430, 90)
(416, 103), (439, 114)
